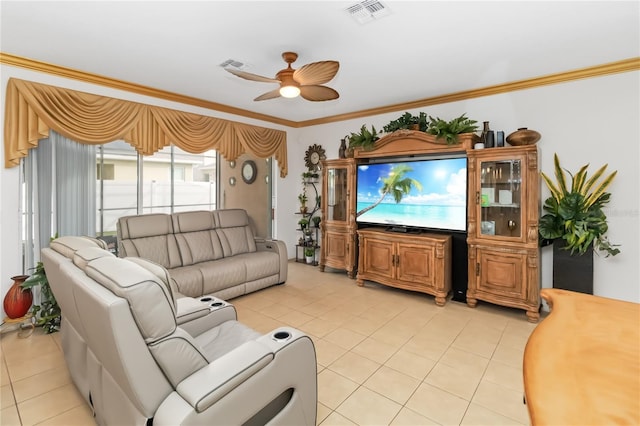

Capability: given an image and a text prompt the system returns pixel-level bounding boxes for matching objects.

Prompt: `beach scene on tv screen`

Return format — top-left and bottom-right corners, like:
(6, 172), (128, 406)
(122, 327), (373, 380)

(356, 158), (467, 231)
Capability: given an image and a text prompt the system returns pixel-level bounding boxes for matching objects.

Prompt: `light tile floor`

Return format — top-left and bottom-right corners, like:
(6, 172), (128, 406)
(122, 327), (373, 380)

(0, 261), (541, 425)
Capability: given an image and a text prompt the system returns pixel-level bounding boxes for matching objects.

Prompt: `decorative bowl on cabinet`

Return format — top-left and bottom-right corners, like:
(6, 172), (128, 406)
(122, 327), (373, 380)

(506, 128), (541, 146)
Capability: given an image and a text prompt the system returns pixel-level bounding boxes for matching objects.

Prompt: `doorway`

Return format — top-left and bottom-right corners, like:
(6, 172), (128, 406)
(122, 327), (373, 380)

(219, 153), (273, 238)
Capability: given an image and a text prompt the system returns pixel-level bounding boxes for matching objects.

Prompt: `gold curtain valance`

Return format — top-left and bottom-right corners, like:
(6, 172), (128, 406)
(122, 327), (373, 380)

(3, 78), (288, 176)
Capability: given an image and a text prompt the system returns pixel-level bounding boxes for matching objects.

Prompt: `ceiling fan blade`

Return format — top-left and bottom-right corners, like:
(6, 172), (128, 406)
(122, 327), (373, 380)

(254, 88), (282, 101)
(225, 68), (279, 83)
(300, 85), (339, 102)
(293, 61), (339, 85)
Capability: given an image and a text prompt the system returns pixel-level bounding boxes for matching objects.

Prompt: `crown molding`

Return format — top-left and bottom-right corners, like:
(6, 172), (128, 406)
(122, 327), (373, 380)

(2, 53), (638, 129)
(0, 52), (297, 127)
(300, 57), (640, 127)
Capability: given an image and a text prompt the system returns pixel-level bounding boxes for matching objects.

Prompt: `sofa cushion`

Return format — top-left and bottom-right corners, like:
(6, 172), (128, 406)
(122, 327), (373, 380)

(166, 266), (204, 298)
(85, 256), (177, 342)
(172, 211), (224, 265)
(148, 328), (209, 387)
(214, 209), (257, 256)
(121, 235), (182, 269)
(214, 209), (250, 229)
(199, 257), (247, 295)
(126, 257), (180, 312)
(73, 247), (115, 270)
(175, 231), (224, 265)
(215, 227), (256, 257)
(172, 211), (217, 233)
(119, 214), (174, 239)
(118, 214), (182, 269)
(195, 321), (261, 361)
(51, 235), (107, 259)
(235, 251), (280, 282)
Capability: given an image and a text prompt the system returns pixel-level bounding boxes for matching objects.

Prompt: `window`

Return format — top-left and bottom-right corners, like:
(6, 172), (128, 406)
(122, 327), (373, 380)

(97, 141), (138, 235)
(173, 166), (185, 181)
(96, 142), (217, 236)
(96, 163), (115, 180)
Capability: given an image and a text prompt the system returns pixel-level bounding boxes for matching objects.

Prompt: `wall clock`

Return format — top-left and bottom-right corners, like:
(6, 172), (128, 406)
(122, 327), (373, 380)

(241, 160), (257, 184)
(304, 144), (326, 172)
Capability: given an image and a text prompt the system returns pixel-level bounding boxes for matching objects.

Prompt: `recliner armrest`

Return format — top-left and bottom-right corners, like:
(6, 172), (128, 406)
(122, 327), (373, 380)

(175, 297), (212, 324)
(255, 238), (288, 283)
(176, 340), (274, 413)
(178, 302), (238, 337)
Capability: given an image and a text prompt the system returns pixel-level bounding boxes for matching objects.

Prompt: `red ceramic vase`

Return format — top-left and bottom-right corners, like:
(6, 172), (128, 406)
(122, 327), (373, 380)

(3, 275), (33, 319)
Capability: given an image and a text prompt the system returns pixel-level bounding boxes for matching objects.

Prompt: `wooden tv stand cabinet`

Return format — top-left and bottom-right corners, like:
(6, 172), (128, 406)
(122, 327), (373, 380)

(356, 228), (452, 305)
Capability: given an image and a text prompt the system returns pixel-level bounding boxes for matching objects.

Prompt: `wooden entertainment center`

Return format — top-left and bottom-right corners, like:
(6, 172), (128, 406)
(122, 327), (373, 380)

(319, 130), (540, 320)
(357, 228), (452, 306)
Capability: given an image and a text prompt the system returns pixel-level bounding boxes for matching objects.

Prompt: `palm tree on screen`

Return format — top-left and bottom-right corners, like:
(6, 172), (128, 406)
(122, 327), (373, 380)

(356, 164), (422, 217)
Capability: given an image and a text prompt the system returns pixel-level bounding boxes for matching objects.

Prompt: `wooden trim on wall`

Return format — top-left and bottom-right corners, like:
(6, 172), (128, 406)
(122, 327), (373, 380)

(2, 53), (638, 128)
(0, 52), (297, 127)
(300, 57), (640, 127)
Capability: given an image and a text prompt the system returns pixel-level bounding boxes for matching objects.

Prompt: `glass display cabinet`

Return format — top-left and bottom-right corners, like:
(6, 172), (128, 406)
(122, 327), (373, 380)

(466, 145), (540, 322)
(319, 158), (357, 277)
(478, 157), (522, 239)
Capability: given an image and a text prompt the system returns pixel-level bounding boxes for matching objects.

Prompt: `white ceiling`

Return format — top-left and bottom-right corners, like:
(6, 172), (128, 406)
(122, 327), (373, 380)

(1, 1), (638, 124)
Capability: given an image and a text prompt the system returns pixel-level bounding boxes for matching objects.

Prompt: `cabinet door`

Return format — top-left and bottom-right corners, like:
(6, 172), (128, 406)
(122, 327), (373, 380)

(361, 237), (394, 280)
(326, 166), (349, 223)
(324, 229), (349, 268)
(477, 249), (527, 300)
(477, 156), (524, 241)
(397, 243), (434, 288)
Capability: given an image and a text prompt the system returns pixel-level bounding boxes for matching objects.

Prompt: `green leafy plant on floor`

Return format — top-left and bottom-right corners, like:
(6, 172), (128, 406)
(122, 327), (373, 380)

(539, 153), (620, 257)
(426, 113), (478, 144)
(21, 261), (60, 334)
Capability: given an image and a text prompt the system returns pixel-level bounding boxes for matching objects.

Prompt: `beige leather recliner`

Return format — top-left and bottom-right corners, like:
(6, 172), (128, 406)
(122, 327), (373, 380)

(42, 236), (317, 425)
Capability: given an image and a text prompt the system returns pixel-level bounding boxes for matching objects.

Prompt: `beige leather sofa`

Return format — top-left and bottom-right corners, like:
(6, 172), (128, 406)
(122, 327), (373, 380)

(116, 209), (288, 299)
(41, 236), (317, 426)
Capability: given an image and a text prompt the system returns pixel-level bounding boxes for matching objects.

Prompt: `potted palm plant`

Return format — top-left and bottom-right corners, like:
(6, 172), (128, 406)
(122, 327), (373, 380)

(539, 153), (620, 294)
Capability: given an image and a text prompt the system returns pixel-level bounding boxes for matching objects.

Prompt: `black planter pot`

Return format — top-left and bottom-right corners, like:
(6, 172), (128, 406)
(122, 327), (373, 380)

(552, 240), (594, 294)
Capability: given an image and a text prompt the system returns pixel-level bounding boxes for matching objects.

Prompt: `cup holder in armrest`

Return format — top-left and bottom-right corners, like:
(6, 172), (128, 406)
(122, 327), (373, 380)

(272, 331), (291, 342)
(199, 296), (229, 311)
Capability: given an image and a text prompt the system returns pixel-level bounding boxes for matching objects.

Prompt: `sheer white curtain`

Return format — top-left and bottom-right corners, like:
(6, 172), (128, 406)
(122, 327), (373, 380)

(22, 131), (96, 270)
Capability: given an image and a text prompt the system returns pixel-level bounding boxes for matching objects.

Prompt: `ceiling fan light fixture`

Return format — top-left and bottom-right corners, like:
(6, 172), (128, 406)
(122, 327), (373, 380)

(279, 84), (301, 98)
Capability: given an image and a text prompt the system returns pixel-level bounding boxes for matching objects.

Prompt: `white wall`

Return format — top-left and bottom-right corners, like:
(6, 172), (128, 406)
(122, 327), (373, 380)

(2, 65), (638, 320)
(293, 71), (640, 304)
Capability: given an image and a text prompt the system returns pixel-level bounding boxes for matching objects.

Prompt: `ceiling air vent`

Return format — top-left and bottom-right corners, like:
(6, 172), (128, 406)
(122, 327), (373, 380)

(219, 59), (246, 70)
(346, 0), (390, 24)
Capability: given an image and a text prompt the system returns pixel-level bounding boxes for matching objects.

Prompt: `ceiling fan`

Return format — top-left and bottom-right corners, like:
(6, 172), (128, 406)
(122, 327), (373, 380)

(225, 52), (339, 102)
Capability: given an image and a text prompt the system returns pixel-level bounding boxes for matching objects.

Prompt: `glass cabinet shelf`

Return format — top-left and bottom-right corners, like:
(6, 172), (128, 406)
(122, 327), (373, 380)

(478, 158), (523, 238)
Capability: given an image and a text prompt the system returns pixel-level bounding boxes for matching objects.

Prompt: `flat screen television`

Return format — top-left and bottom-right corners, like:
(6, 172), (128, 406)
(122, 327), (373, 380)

(356, 156), (467, 232)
